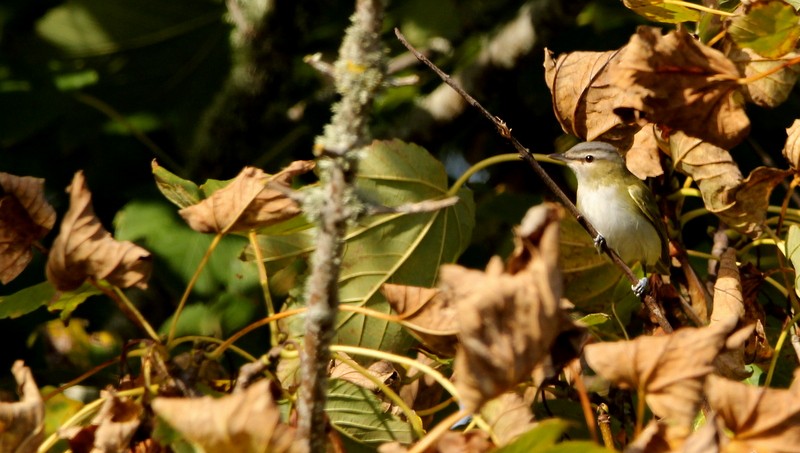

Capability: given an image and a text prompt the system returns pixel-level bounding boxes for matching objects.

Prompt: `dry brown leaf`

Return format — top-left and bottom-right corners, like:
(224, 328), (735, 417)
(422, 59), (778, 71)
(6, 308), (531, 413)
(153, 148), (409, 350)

(480, 392), (535, 446)
(710, 248), (753, 380)
(178, 161), (314, 233)
(731, 48), (800, 108)
(398, 352), (444, 428)
(61, 392), (142, 452)
(379, 431), (493, 453)
(46, 171), (152, 291)
(443, 203), (565, 412)
(625, 418), (723, 453)
(669, 132), (790, 234)
(626, 125), (664, 179)
(784, 119), (800, 170)
(717, 166), (791, 234)
(611, 27), (749, 149)
(706, 374), (800, 453)
(0, 173), (56, 284)
(584, 317), (738, 441)
(382, 283), (458, 356)
(544, 47), (642, 150)
(329, 353), (398, 392)
(152, 380), (295, 453)
(0, 361), (44, 453)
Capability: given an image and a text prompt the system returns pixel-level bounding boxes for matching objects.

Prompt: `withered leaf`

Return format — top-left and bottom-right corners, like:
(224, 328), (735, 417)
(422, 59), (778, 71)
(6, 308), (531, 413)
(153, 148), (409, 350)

(398, 352), (444, 428)
(784, 119), (800, 170)
(611, 26), (749, 149)
(710, 248), (753, 380)
(152, 380), (295, 453)
(382, 283), (458, 356)
(61, 393), (142, 452)
(544, 47), (642, 150)
(329, 353), (398, 392)
(669, 132), (790, 235)
(443, 203), (566, 412)
(625, 124), (664, 179)
(584, 317), (738, 441)
(480, 392), (535, 446)
(731, 48), (800, 108)
(178, 161), (314, 234)
(0, 361), (44, 453)
(46, 171), (152, 291)
(706, 373), (800, 453)
(379, 431), (493, 453)
(0, 173), (56, 284)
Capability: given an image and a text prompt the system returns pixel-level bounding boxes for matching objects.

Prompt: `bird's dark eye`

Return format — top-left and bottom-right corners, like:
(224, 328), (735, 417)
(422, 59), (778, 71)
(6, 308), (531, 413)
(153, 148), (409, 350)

(584, 155), (594, 163)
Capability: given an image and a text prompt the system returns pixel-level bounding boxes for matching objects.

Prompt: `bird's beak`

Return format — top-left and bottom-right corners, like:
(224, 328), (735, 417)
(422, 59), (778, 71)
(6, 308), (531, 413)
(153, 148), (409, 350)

(547, 152), (568, 163)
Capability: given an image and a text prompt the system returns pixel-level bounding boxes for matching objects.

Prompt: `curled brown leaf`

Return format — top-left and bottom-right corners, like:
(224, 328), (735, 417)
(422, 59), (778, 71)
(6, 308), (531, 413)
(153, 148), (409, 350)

(443, 203), (570, 412)
(60, 393), (142, 452)
(611, 27), (749, 149)
(0, 173), (56, 284)
(544, 47), (642, 150)
(46, 171), (152, 291)
(179, 161), (314, 234)
(710, 248), (753, 380)
(584, 317), (738, 441)
(731, 48), (800, 108)
(706, 373), (800, 453)
(784, 119), (800, 170)
(669, 132), (790, 235)
(382, 283), (458, 356)
(152, 379), (295, 453)
(0, 361), (44, 453)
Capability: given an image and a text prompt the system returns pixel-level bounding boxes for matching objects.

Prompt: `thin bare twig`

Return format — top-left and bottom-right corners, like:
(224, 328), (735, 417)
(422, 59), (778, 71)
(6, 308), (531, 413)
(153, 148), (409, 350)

(394, 28), (673, 332)
(365, 196), (459, 215)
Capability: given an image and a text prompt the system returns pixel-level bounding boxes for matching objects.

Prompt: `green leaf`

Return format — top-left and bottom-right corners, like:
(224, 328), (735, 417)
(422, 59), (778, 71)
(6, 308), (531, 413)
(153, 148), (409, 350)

(254, 140), (474, 353)
(48, 282), (105, 320)
(786, 224), (800, 297)
(494, 419), (570, 452)
(0, 281), (101, 319)
(577, 313), (611, 327)
(152, 161), (202, 209)
(729, 1), (800, 58)
(622, 0), (700, 24)
(114, 200), (258, 297)
(327, 379), (415, 447)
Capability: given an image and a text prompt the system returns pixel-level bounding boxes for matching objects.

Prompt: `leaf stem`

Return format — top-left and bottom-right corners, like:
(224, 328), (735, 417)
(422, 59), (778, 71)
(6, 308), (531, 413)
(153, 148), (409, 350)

(248, 230), (280, 346)
(331, 344), (459, 401)
(167, 232), (223, 346)
(738, 55), (800, 85)
(661, 0), (736, 16)
(331, 352), (425, 439)
(112, 286), (161, 342)
(447, 153), (519, 196)
(765, 312), (800, 387)
(407, 409), (468, 453)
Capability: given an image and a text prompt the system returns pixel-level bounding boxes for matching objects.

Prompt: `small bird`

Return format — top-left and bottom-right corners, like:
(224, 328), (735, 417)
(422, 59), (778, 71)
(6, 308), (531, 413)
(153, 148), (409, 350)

(549, 141), (669, 297)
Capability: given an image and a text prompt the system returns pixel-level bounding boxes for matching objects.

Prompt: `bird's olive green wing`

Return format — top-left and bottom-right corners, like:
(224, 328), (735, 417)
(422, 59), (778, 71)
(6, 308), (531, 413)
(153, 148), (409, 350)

(628, 182), (670, 274)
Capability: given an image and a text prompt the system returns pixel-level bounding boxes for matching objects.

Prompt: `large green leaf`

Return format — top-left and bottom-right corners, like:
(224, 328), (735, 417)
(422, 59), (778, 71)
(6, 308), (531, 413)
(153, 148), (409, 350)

(253, 140), (475, 353)
(327, 378), (415, 447)
(729, 1), (800, 58)
(0, 281), (101, 320)
(622, 0), (700, 24)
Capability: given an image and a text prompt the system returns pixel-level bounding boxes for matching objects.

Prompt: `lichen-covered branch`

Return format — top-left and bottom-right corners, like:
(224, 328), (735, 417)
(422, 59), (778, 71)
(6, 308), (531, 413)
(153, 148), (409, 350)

(296, 0), (386, 451)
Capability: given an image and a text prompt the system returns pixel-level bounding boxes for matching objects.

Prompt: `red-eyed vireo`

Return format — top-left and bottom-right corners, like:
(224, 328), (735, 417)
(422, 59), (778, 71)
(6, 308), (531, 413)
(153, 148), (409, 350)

(549, 141), (669, 297)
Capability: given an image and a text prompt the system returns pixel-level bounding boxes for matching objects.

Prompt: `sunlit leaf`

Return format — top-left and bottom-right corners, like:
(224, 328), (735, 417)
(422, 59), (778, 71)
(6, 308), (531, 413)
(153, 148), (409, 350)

(255, 140), (474, 354)
(0, 281), (101, 320)
(729, 1), (800, 58)
(622, 0), (700, 23)
(152, 160), (202, 209)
